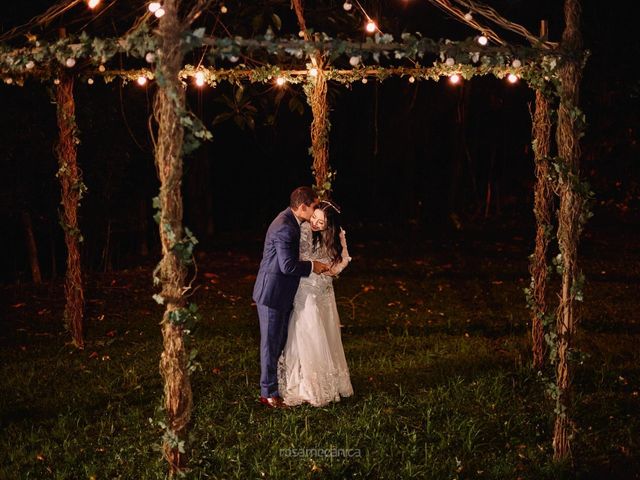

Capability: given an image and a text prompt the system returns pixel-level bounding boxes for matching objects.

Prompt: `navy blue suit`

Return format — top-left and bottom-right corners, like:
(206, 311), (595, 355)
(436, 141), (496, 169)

(253, 208), (312, 398)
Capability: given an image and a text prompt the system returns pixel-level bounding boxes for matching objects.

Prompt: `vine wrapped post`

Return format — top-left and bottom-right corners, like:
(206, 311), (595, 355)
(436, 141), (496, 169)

(553, 0), (586, 461)
(54, 74), (85, 349)
(309, 59), (331, 192)
(529, 88), (553, 370)
(292, 0), (332, 194)
(154, 0), (192, 473)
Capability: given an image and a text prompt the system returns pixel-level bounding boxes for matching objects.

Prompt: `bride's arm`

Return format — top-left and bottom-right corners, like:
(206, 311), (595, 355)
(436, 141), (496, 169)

(327, 228), (352, 276)
(299, 222), (314, 261)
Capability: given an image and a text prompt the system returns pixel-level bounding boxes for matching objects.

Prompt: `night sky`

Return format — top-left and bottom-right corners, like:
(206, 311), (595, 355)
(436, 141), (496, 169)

(0, 1), (638, 281)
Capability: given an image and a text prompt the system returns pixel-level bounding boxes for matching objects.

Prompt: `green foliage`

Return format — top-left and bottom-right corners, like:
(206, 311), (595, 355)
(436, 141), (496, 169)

(169, 226), (199, 265)
(168, 302), (201, 329)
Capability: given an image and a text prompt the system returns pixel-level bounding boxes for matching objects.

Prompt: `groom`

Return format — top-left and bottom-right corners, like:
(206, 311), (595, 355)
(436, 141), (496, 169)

(253, 186), (329, 408)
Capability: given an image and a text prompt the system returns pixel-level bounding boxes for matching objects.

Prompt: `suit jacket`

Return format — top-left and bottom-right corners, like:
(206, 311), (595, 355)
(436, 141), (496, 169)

(253, 208), (312, 310)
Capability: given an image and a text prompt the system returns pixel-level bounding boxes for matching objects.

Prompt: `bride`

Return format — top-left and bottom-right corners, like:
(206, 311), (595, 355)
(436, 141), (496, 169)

(278, 199), (354, 407)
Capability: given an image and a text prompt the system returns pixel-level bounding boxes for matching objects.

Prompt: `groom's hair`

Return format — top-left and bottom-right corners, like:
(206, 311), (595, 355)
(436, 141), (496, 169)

(290, 186), (316, 209)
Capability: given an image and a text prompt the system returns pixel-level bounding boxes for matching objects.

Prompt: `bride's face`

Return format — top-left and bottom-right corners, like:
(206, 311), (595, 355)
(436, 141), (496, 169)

(310, 209), (327, 231)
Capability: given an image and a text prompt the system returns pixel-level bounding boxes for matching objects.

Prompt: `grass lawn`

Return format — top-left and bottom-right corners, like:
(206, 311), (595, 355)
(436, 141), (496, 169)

(1, 221), (638, 479)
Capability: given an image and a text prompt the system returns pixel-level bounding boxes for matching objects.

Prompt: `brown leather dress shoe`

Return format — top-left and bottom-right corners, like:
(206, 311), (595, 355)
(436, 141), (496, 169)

(259, 396), (288, 409)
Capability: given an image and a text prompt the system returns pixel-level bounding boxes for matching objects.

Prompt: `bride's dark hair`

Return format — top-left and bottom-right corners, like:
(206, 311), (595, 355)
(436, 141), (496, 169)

(312, 199), (343, 265)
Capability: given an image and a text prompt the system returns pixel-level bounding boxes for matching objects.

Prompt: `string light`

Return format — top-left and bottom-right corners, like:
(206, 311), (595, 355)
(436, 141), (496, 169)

(154, 7), (165, 18)
(309, 67), (319, 77)
(445, 57), (455, 66)
(477, 35), (488, 46)
(65, 58), (76, 68)
(512, 59), (522, 68)
(53, 78), (60, 85)
(343, 1), (352, 11)
(220, 5), (228, 13)
(276, 76), (286, 86)
(145, 52), (156, 63)
(464, 11), (473, 21)
(507, 73), (518, 84)
(87, 0), (101, 9)
(195, 71), (206, 87)
(137, 76), (148, 86)
(365, 20), (376, 33)
(361, 78), (368, 84)
(26, 61), (35, 70)
(408, 76), (415, 83)
(448, 74), (461, 85)
(98, 64), (106, 72)
(87, 78), (94, 85)
(148, 2), (161, 13)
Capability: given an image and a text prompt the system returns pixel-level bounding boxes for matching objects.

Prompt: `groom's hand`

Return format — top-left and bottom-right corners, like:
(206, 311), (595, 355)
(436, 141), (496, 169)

(312, 261), (330, 274)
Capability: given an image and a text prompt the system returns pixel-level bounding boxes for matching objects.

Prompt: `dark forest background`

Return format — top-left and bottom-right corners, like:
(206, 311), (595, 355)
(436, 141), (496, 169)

(1, 0), (638, 282)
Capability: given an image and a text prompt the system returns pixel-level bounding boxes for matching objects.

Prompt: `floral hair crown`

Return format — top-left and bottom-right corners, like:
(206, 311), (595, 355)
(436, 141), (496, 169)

(319, 200), (341, 214)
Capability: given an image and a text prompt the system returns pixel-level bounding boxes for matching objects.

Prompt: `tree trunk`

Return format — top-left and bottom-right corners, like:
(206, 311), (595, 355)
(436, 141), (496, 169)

(21, 211), (42, 284)
(553, 0), (584, 461)
(530, 89), (553, 370)
(54, 74), (84, 349)
(154, 0), (192, 474)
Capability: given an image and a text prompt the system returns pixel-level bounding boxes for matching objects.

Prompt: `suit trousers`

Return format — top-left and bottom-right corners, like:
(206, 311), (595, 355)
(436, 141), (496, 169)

(258, 304), (291, 398)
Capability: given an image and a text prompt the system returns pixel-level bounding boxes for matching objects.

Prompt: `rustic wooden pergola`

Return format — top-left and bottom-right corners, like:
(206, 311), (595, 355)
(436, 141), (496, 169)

(0, 0), (588, 473)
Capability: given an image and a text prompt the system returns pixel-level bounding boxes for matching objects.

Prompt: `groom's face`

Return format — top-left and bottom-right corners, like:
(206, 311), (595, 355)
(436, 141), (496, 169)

(297, 199), (319, 221)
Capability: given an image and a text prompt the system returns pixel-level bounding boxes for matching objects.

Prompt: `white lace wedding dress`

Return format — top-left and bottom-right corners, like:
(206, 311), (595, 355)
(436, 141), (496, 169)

(278, 223), (354, 407)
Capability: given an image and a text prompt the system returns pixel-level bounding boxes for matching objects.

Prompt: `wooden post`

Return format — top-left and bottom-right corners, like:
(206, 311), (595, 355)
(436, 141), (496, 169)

(529, 20), (553, 370)
(553, 0), (584, 461)
(54, 74), (84, 349)
(292, 0), (331, 194)
(154, 0), (192, 474)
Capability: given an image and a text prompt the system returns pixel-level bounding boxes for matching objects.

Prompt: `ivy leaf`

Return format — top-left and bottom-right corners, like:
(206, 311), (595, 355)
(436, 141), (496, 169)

(152, 294), (164, 305)
(192, 27), (205, 39)
(271, 13), (282, 31)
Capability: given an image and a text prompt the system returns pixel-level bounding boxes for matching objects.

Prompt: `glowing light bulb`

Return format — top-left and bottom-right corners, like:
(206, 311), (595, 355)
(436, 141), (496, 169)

(361, 78), (368, 84)
(87, 78), (94, 85)
(98, 64), (106, 72)
(477, 35), (488, 46)
(276, 77), (286, 86)
(145, 52), (156, 63)
(195, 71), (206, 87)
(449, 74), (461, 85)
(464, 12), (473, 21)
(154, 7), (165, 18)
(512, 59), (522, 68)
(343, 1), (352, 11)
(507, 73), (518, 84)
(54, 78), (61, 85)
(366, 20), (376, 33)
(65, 58), (76, 68)
(87, 0), (100, 9)
(148, 2), (161, 13)
(220, 5), (228, 13)
(137, 76), (148, 86)
(26, 61), (35, 70)
(408, 76), (415, 83)
(309, 67), (319, 77)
